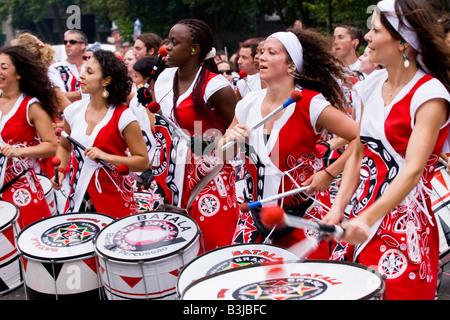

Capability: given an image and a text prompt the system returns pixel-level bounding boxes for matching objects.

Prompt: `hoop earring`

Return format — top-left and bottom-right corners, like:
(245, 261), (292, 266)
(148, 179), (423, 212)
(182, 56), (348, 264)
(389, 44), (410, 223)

(102, 87), (109, 99)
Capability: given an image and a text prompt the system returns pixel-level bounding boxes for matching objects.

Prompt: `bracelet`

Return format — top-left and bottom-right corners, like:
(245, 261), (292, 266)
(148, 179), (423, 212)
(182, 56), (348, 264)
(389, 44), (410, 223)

(58, 167), (66, 176)
(324, 168), (336, 179)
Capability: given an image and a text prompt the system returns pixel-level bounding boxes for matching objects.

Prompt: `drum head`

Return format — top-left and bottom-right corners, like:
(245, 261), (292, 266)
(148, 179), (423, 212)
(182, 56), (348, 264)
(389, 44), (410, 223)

(95, 211), (199, 263)
(182, 260), (384, 300)
(17, 213), (114, 261)
(36, 174), (51, 195)
(0, 201), (19, 231)
(178, 243), (299, 296)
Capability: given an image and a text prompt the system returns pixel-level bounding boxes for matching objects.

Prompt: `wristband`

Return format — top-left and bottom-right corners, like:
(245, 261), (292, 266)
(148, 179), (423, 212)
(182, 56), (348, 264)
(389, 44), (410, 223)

(58, 167), (66, 176)
(324, 168), (336, 179)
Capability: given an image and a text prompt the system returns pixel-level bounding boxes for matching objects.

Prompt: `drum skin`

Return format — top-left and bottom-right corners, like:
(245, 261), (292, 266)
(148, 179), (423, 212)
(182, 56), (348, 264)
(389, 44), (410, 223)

(182, 260), (385, 300)
(177, 243), (299, 297)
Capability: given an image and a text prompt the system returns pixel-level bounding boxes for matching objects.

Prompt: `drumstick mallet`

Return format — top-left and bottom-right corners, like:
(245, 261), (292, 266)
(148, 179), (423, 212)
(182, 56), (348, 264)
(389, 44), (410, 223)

(60, 131), (114, 172)
(239, 71), (252, 92)
(260, 205), (345, 238)
(222, 90), (303, 151)
(117, 164), (144, 184)
(260, 206), (341, 259)
(52, 156), (61, 186)
(239, 185), (309, 213)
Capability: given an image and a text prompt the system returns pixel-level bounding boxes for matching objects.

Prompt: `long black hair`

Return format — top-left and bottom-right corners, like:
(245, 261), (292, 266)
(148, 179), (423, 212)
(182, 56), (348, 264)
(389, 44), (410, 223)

(0, 45), (58, 119)
(172, 19), (229, 132)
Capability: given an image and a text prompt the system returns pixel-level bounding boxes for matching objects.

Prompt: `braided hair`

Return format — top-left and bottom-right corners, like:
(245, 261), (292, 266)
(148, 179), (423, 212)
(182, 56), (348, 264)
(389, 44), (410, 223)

(172, 19), (228, 132)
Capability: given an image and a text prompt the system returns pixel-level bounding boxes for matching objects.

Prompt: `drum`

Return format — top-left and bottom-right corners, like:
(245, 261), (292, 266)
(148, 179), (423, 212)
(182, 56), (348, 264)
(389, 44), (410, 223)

(95, 211), (201, 300)
(36, 174), (57, 216)
(134, 191), (160, 213)
(17, 212), (114, 300)
(0, 201), (21, 295)
(182, 260), (385, 300)
(431, 164), (450, 254)
(177, 243), (299, 297)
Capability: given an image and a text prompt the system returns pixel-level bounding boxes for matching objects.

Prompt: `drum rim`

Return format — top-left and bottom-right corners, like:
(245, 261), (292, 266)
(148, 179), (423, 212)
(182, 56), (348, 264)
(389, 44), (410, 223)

(181, 259), (385, 300)
(94, 211), (200, 263)
(36, 174), (52, 196)
(0, 201), (20, 232)
(17, 212), (115, 262)
(177, 243), (299, 295)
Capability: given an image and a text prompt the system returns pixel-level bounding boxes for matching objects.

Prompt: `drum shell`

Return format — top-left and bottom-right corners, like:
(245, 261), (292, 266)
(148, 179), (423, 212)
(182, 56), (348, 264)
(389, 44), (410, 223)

(96, 238), (200, 300)
(16, 212), (114, 300)
(20, 254), (100, 300)
(0, 201), (21, 295)
(177, 243), (299, 297)
(182, 260), (385, 300)
(94, 211), (202, 300)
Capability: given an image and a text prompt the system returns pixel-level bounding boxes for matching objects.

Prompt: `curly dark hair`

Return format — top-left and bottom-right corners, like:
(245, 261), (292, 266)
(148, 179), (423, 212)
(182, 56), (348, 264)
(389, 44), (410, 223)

(93, 49), (133, 106)
(289, 28), (350, 112)
(0, 45), (58, 119)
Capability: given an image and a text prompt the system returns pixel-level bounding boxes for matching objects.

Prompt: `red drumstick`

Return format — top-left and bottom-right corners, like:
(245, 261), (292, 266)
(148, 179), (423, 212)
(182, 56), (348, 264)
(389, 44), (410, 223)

(238, 71), (252, 92)
(52, 156), (61, 186)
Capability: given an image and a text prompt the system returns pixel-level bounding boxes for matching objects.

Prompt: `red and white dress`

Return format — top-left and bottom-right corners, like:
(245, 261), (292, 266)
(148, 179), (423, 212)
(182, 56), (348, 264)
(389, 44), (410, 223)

(154, 67), (241, 252)
(345, 69), (450, 300)
(63, 99), (138, 218)
(234, 87), (332, 259)
(0, 94), (52, 227)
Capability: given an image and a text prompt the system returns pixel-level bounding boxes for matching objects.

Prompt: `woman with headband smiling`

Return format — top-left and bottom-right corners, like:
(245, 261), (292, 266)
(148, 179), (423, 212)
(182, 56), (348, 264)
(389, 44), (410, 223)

(323, 0), (450, 299)
(219, 28), (358, 256)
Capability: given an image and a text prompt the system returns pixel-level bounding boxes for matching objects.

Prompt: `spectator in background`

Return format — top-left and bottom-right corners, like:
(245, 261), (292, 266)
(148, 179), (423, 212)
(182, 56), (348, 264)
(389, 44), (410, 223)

(236, 41), (262, 99)
(124, 49), (137, 91)
(216, 60), (235, 85)
(48, 30), (88, 103)
(333, 22), (363, 72)
(133, 32), (162, 60)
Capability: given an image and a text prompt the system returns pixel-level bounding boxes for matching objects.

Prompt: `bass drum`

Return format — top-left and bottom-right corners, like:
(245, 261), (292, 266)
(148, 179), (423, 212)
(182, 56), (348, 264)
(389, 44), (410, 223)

(95, 211), (201, 300)
(177, 243), (298, 298)
(182, 260), (385, 300)
(17, 213), (114, 300)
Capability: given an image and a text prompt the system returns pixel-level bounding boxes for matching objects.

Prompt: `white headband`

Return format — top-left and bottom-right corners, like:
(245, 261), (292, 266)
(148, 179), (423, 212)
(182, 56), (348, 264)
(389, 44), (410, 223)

(377, 0), (420, 52)
(268, 31), (304, 74)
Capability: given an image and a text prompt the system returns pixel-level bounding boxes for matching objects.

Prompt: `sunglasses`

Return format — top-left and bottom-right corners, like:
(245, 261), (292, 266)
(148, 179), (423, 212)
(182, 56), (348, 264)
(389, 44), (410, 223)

(83, 56), (91, 61)
(64, 40), (84, 45)
(219, 70), (232, 75)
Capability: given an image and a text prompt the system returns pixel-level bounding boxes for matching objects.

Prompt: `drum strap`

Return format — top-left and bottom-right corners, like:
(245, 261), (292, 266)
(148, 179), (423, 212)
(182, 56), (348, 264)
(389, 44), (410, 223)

(0, 168), (29, 194)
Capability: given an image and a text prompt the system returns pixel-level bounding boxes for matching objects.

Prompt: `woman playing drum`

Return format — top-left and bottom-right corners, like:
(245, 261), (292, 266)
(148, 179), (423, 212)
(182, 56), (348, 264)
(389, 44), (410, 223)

(218, 28), (358, 258)
(52, 50), (149, 219)
(323, 0), (450, 299)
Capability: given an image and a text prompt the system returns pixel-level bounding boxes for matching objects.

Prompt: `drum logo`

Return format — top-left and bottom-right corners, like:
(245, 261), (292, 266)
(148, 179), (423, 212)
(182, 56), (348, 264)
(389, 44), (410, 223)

(42, 222), (99, 247)
(232, 277), (328, 300)
(111, 220), (185, 252)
